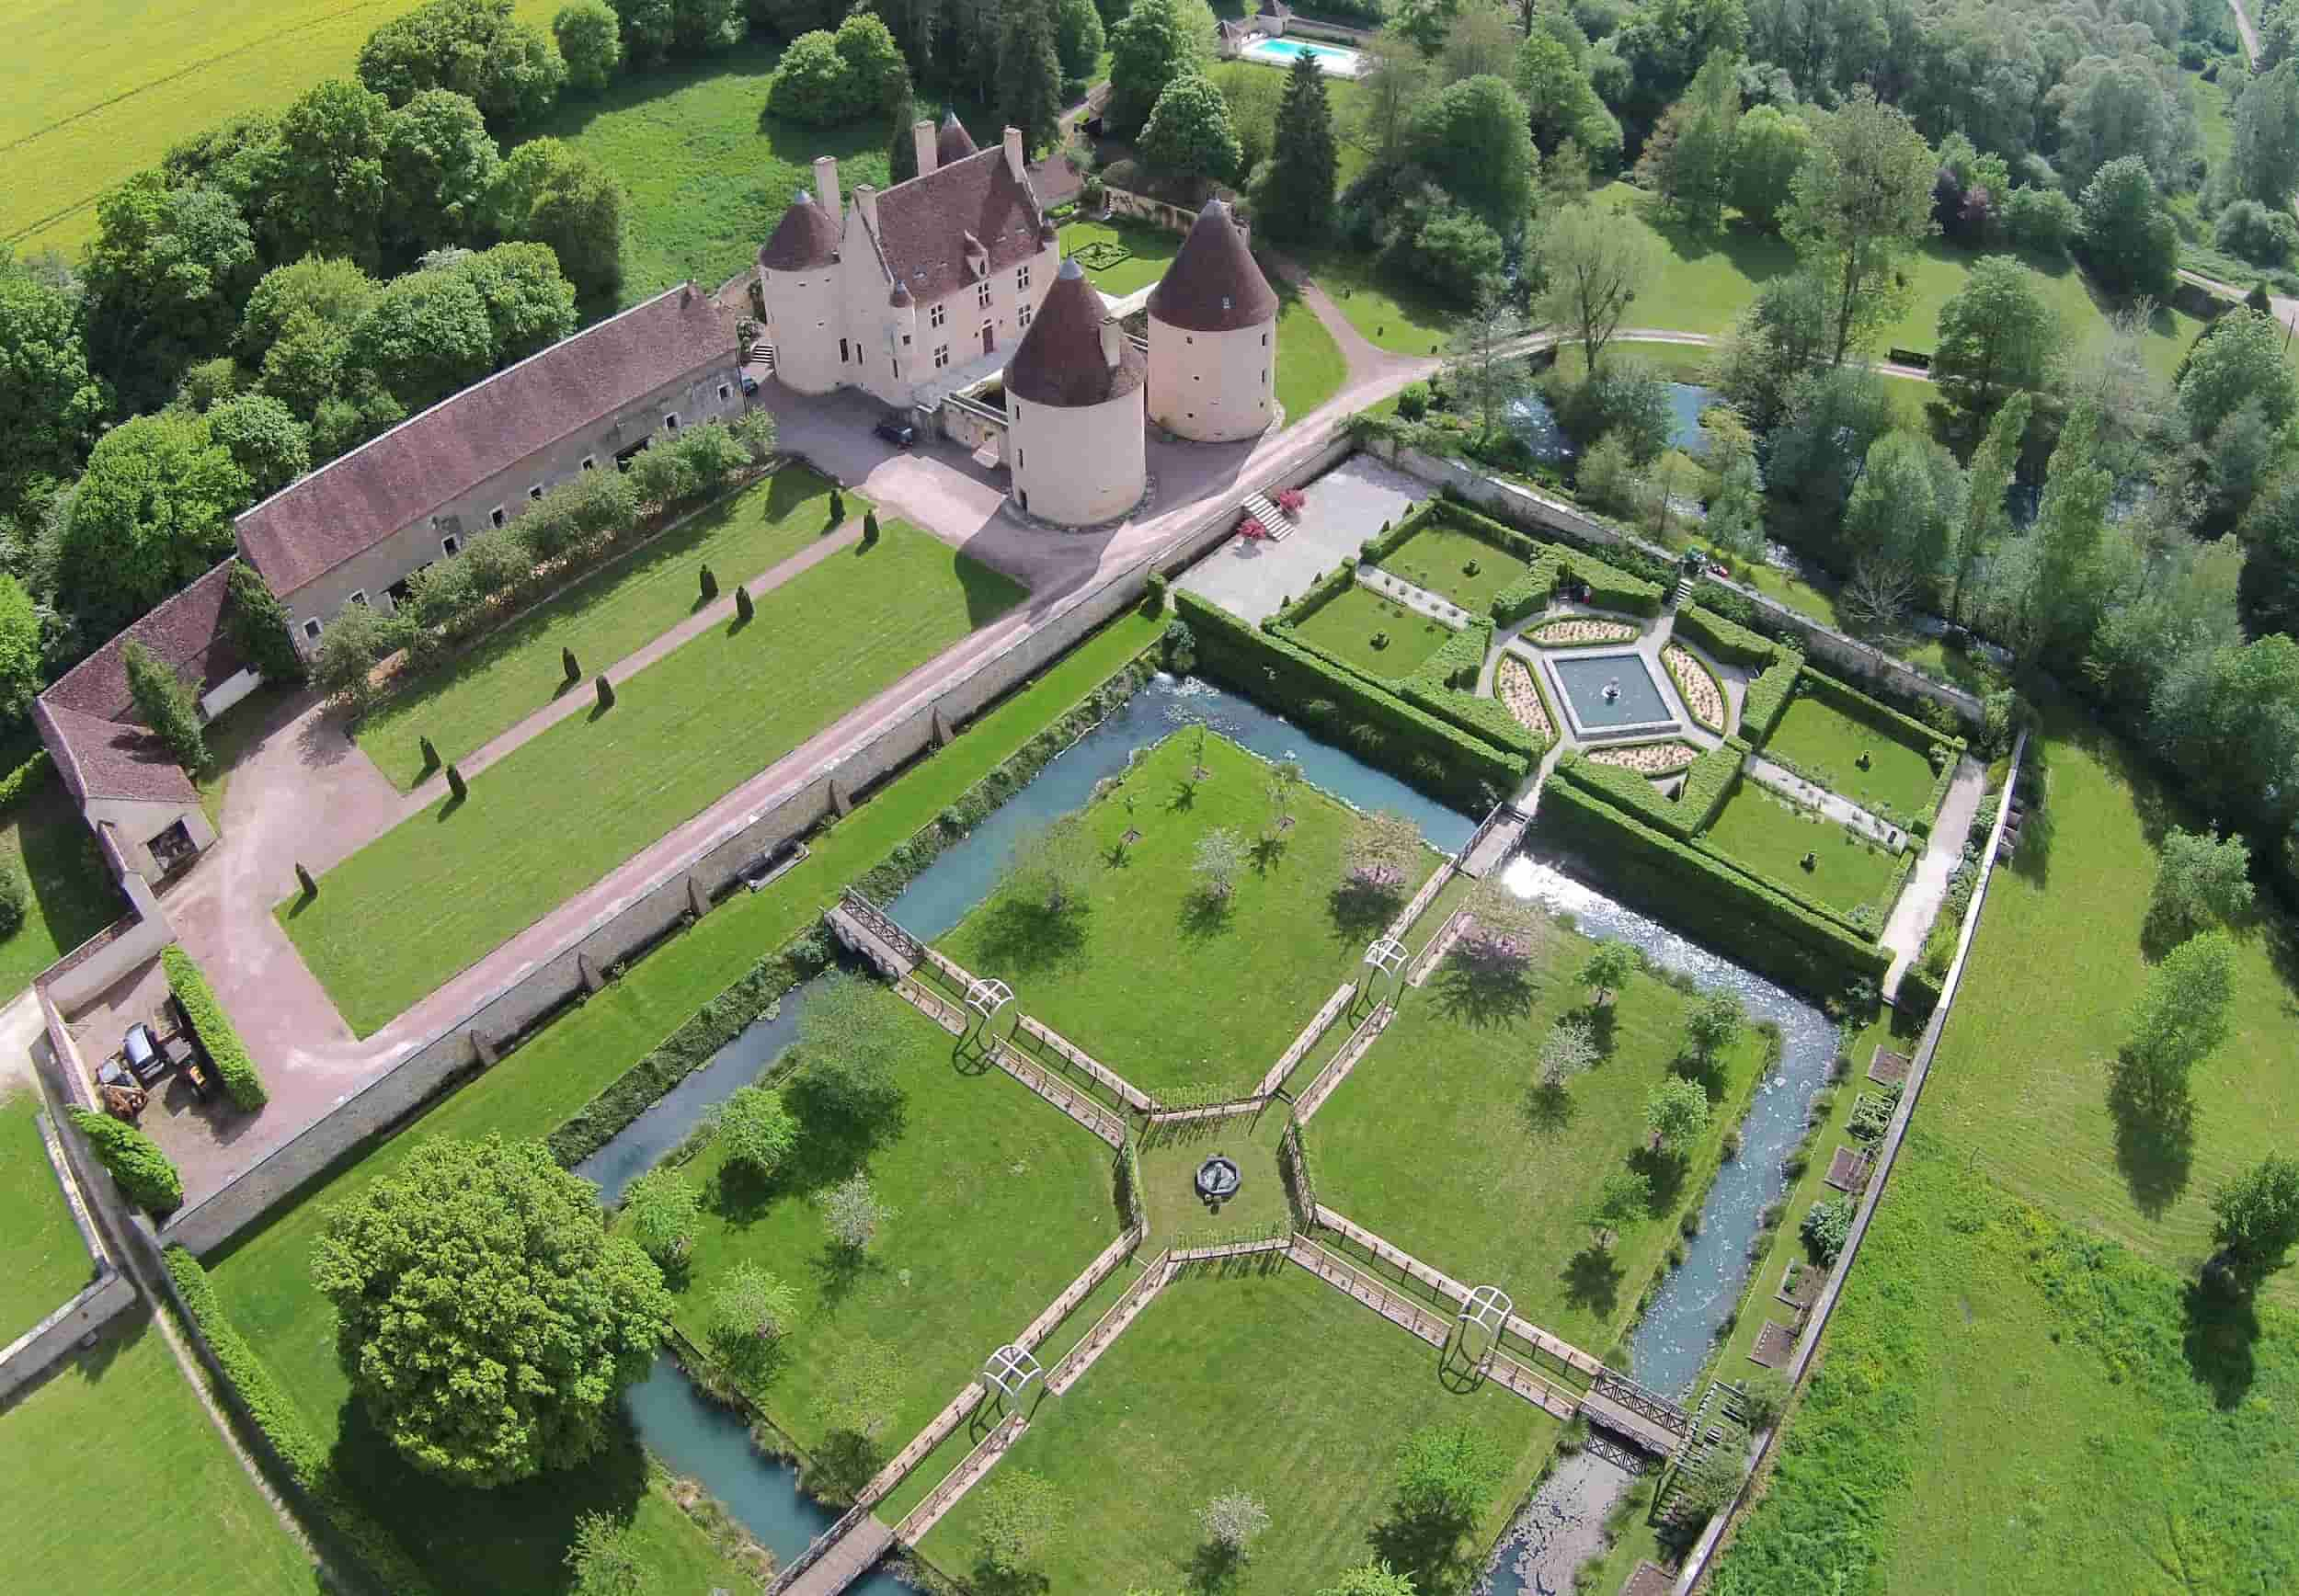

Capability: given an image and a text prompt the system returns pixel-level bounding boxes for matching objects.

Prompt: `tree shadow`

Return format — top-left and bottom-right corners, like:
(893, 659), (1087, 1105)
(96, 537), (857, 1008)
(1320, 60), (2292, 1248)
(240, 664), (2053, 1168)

(2107, 1061), (2194, 1219)
(2180, 1278), (2259, 1410)
(1429, 954), (1535, 1028)
(1581, 1001), (1618, 1058)
(1326, 879), (1401, 942)
(1630, 1146), (1688, 1213)
(1367, 1502), (1480, 1596)
(1518, 1081), (1575, 1136)
(804, 1429), (887, 1506)
(967, 1560), (1052, 1596)
(1178, 886), (1235, 941)
(1249, 835), (1287, 874)
(1560, 1244), (1623, 1317)
(435, 789), (466, 821)
(970, 895), (1091, 975)
(810, 1238), (886, 1309)
(1186, 1541), (1246, 1595)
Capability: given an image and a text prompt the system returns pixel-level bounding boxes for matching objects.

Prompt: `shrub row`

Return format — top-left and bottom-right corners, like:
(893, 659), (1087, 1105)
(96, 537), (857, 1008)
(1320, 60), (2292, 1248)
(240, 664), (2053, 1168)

(1738, 655), (1803, 747)
(1538, 780), (1891, 997)
(0, 749), (52, 809)
(160, 946), (267, 1112)
(1674, 603), (1787, 670)
(1393, 618), (1544, 760)
(1664, 645), (1728, 735)
(1551, 742), (1743, 842)
(163, 1247), (440, 1596)
(1179, 591), (1527, 809)
(67, 1107), (182, 1213)
(1556, 550), (1665, 617)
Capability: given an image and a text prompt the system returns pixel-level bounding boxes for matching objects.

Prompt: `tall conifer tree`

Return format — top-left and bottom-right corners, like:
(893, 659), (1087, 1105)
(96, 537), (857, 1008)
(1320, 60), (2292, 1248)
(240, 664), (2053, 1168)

(1262, 53), (1340, 242)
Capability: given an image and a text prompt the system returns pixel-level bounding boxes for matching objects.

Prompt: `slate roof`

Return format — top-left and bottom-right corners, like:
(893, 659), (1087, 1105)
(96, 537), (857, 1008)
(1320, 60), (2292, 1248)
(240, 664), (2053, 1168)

(1005, 257), (1145, 408)
(760, 190), (841, 271)
(936, 110), (980, 165)
(872, 144), (1047, 307)
(34, 561), (246, 805)
(234, 286), (734, 598)
(1149, 199), (1278, 333)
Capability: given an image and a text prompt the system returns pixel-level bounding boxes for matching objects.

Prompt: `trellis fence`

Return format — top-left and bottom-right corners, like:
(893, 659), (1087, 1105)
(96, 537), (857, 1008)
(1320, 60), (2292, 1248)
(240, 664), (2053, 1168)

(1015, 1013), (1152, 1111)
(891, 1413), (1029, 1545)
(1291, 1001), (1393, 1122)
(1259, 981), (1355, 1097)
(1047, 1250), (1173, 1396)
(1405, 906), (1472, 987)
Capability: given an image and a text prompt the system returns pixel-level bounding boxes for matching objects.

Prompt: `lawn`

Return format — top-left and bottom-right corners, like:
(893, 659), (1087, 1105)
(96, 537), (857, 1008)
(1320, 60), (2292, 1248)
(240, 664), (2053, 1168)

(650, 987), (1118, 1471)
(0, 1089), (97, 1345)
(1136, 1106), (1293, 1242)
(1916, 706), (2299, 1305)
(204, 612), (1161, 1589)
(356, 466), (847, 790)
(282, 520), (1027, 1035)
(531, 34), (889, 311)
(1710, 1132), (2299, 1595)
(1763, 689), (1941, 819)
(0, 1317), (318, 1594)
(1378, 518), (1533, 613)
(1275, 279), (1347, 418)
(0, 767), (120, 1004)
(1290, 583), (1455, 678)
(1298, 245), (1458, 355)
(1310, 878), (1767, 1351)
(917, 1265), (1554, 1595)
(1699, 781), (1907, 919)
(0, 0), (557, 251)
(1058, 217), (1181, 297)
(936, 732), (1379, 1100)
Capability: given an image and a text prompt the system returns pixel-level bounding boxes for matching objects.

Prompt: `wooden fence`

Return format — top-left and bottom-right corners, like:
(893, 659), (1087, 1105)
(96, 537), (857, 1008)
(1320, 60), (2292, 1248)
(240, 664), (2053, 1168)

(1383, 860), (1457, 943)
(892, 1412), (1029, 1545)
(1290, 1001), (1392, 1123)
(1144, 1097), (1265, 1127)
(1013, 1224), (1144, 1353)
(854, 1382), (986, 1510)
(1047, 1250), (1173, 1395)
(1278, 1118), (1317, 1229)
(1015, 1013), (1152, 1112)
(1405, 906), (1471, 987)
(991, 1037), (1127, 1146)
(1258, 981), (1355, 1097)
(1169, 1234), (1292, 1263)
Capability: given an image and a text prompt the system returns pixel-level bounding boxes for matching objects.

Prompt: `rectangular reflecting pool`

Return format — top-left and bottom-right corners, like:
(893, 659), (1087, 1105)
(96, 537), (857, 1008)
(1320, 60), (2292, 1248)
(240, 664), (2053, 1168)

(1550, 650), (1676, 733)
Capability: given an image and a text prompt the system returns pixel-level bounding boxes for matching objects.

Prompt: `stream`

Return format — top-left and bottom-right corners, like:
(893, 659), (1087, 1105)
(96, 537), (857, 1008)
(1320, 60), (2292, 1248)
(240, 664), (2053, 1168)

(578, 673), (1825, 1595)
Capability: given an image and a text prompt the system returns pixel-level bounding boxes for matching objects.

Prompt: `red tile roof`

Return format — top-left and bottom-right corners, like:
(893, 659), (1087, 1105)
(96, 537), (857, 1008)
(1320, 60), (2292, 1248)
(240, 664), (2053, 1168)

(34, 560), (245, 805)
(759, 191), (841, 271)
(1149, 199), (1278, 332)
(1005, 258), (1145, 407)
(872, 145), (1046, 308)
(235, 285), (735, 598)
(935, 111), (979, 165)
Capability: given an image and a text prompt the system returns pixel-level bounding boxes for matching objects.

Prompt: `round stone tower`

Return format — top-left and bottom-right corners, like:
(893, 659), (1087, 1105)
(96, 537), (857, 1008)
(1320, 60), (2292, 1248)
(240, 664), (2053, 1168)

(1004, 257), (1147, 527)
(755, 180), (843, 395)
(1146, 198), (1280, 443)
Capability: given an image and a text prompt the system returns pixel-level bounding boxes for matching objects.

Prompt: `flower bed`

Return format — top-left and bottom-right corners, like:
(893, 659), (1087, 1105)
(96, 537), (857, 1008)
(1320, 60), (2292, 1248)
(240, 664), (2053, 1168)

(1663, 643), (1728, 734)
(1496, 656), (1553, 744)
(1529, 617), (1641, 648)
(1587, 740), (1699, 776)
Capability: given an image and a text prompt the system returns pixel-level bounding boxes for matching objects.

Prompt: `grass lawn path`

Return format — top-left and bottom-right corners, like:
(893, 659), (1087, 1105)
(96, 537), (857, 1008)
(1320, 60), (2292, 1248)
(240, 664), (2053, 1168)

(918, 1266), (1553, 1594)
(284, 520), (1027, 1034)
(356, 466), (848, 791)
(0, 1089), (97, 1345)
(1290, 584), (1455, 679)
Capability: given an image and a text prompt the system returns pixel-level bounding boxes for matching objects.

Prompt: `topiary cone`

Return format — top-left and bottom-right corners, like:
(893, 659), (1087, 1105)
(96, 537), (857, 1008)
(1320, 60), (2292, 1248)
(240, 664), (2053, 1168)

(828, 487), (845, 527)
(862, 509), (880, 544)
(418, 735), (440, 771)
(295, 862), (317, 898)
(596, 674), (616, 711)
(700, 564), (718, 600)
(563, 646), (580, 683)
(735, 585), (754, 623)
(446, 763), (468, 803)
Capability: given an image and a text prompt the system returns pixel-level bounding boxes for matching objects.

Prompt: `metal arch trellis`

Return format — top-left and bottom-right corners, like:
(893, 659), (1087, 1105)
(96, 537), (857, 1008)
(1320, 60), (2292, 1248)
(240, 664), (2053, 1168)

(965, 975), (1014, 1025)
(1361, 936), (1409, 1005)
(1458, 1283), (1513, 1373)
(982, 1343), (1043, 1406)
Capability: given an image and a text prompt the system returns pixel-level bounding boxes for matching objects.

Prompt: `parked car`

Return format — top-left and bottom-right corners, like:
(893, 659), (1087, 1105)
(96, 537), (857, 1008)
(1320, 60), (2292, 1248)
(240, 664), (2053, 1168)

(121, 1022), (169, 1088)
(874, 413), (917, 448)
(739, 373), (760, 396)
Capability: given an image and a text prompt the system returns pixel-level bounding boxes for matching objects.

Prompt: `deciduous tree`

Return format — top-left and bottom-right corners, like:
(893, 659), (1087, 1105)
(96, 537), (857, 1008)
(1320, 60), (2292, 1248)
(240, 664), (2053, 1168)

(708, 1261), (798, 1380)
(2177, 306), (2299, 439)
(1107, 0), (1212, 137)
(1731, 103), (1810, 232)
(2076, 155), (2178, 301)
(2119, 929), (2237, 1101)
(123, 641), (209, 769)
(555, 0), (624, 93)
(1638, 49), (1741, 231)
(1586, 1168), (1652, 1248)
(2147, 826), (2255, 941)
(1392, 1421), (1503, 1530)
(492, 138), (625, 301)
(345, 268), (497, 410)
(1410, 74), (1536, 232)
(822, 1171), (890, 1251)
(1932, 256), (2059, 414)
(1141, 74), (1243, 188)
(1785, 88), (1938, 364)
(1646, 1076), (1711, 1150)
(620, 1167), (701, 1264)
(57, 411), (250, 637)
(975, 1468), (1067, 1573)
(310, 1134), (670, 1486)
(1581, 939), (1636, 1006)
(383, 90), (504, 255)
(0, 268), (109, 509)
(1193, 826), (1248, 900)
(1317, 1562), (1417, 1596)
(2208, 1155), (2299, 1293)
(358, 0), (567, 127)
(1538, 1017), (1600, 1088)
(1534, 203), (1658, 376)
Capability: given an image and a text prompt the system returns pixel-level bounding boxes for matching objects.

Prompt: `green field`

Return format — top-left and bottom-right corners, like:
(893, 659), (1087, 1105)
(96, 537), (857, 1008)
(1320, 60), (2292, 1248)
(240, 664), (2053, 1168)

(0, 1090), (97, 1345)
(651, 988), (1118, 1467)
(357, 467), (848, 790)
(1298, 244), (1458, 355)
(918, 1265), (1553, 1595)
(1711, 1132), (2299, 1595)
(0, 1318), (318, 1594)
(1379, 518), (1533, 613)
(284, 520), (1026, 1035)
(0, 0), (558, 251)
(0, 770), (119, 1004)
(1290, 583), (1454, 678)
(1058, 216), (1182, 297)
(1918, 708), (2299, 1304)
(1137, 1106), (1293, 1240)
(1275, 279), (1348, 417)
(1700, 781), (1907, 919)
(937, 733), (1393, 1100)
(1312, 876), (1767, 1351)
(203, 614), (1161, 1590)
(1763, 689), (1941, 818)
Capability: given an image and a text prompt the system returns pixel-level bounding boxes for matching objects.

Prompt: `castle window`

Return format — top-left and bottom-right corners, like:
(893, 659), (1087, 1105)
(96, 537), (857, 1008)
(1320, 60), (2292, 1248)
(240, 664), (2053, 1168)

(977, 281), (992, 309)
(303, 619), (322, 641)
(1016, 264), (1031, 291)
(930, 302), (946, 329)
(718, 382), (731, 401)
(839, 337), (850, 363)
(440, 534), (460, 556)
(348, 589), (369, 609)
(1262, 331), (1270, 346)
(933, 343), (951, 369)
(529, 484), (544, 502)
(581, 455), (596, 472)
(1018, 303), (1033, 328)
(664, 413), (681, 433)
(490, 506), (508, 528)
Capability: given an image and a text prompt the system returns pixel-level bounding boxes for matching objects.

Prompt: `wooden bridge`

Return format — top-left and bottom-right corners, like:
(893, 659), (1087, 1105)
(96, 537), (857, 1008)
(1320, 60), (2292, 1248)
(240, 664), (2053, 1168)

(823, 889), (921, 979)
(1458, 800), (1533, 879)
(764, 1509), (894, 1596)
(1580, 1369), (1694, 1458)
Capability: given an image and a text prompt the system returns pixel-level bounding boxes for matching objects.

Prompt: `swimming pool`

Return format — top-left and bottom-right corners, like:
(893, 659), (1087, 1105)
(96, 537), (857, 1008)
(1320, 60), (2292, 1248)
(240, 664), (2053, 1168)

(1239, 34), (1364, 75)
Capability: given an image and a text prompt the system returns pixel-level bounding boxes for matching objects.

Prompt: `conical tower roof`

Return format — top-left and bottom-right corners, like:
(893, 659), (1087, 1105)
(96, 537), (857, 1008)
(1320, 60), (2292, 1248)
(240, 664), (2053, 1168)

(1005, 257), (1144, 407)
(758, 189), (840, 270)
(1147, 199), (1277, 333)
(936, 109), (980, 166)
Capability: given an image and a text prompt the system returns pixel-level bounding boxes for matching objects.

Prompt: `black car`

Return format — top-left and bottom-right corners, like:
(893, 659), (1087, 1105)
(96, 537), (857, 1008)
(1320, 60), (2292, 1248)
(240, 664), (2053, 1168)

(874, 414), (917, 448)
(739, 373), (760, 396)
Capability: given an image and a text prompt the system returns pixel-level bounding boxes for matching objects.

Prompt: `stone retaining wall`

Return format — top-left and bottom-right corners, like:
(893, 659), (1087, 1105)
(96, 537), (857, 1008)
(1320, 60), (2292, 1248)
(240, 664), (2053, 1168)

(157, 429), (1355, 1258)
(0, 1108), (138, 1401)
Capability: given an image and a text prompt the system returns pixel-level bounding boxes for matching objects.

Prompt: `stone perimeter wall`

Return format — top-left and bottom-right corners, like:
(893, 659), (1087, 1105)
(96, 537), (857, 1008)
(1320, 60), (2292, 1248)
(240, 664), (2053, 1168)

(155, 429), (1356, 1257)
(0, 1103), (138, 1401)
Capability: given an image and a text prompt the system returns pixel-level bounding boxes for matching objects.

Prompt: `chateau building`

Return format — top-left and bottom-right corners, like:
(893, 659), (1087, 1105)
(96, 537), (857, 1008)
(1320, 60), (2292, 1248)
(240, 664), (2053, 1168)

(1006, 257), (1149, 527)
(1147, 199), (1280, 443)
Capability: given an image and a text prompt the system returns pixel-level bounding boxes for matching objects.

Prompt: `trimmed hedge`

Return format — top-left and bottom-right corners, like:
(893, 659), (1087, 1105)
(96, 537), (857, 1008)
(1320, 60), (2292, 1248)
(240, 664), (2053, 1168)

(1179, 590), (1527, 809)
(1492, 555), (1562, 626)
(67, 1107), (182, 1212)
(1551, 743), (1743, 841)
(1538, 779), (1891, 996)
(164, 1248), (440, 1596)
(1674, 604), (1784, 670)
(161, 946), (267, 1112)
(1792, 667), (1965, 837)
(1913, 751), (1962, 839)
(1664, 645), (1728, 735)
(1555, 550), (1664, 617)
(0, 749), (53, 809)
(1739, 655), (1803, 747)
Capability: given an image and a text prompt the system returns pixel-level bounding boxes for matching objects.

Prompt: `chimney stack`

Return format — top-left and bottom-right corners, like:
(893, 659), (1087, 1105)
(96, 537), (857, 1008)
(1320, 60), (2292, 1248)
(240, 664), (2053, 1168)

(1002, 125), (1025, 181)
(813, 155), (840, 217)
(854, 183), (880, 234)
(1099, 316), (1121, 370)
(912, 119), (937, 179)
